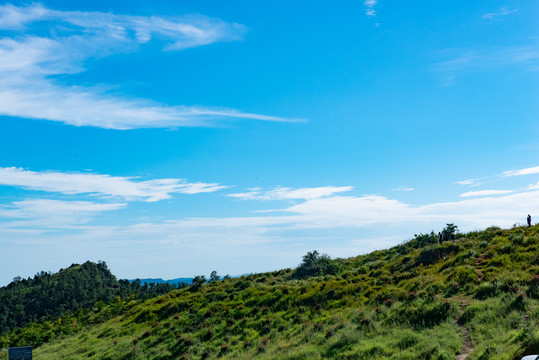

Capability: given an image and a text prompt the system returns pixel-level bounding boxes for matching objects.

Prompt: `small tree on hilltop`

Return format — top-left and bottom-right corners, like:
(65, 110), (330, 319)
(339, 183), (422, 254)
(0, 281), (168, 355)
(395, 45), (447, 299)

(209, 271), (220, 282)
(189, 275), (206, 292)
(293, 250), (338, 279)
(442, 223), (458, 242)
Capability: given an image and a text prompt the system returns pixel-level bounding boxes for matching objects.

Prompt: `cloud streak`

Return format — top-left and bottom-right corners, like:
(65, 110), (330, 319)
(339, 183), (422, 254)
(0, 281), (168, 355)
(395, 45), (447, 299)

(459, 189), (513, 197)
(482, 7), (518, 20)
(0, 3), (298, 129)
(434, 45), (539, 85)
(0, 199), (125, 219)
(502, 165), (539, 177)
(227, 186), (354, 201)
(0, 167), (227, 202)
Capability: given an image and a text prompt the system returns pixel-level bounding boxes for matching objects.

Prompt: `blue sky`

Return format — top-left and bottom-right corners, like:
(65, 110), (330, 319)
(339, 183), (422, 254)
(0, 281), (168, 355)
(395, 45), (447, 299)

(0, 0), (538, 285)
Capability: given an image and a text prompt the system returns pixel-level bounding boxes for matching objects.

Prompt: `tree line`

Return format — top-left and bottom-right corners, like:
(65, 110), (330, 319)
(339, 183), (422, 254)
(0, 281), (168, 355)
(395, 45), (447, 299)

(0, 261), (182, 335)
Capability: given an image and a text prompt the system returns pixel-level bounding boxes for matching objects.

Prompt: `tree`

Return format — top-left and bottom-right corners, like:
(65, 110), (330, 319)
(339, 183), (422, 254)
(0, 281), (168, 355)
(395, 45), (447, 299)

(442, 224), (458, 242)
(189, 275), (206, 292)
(209, 271), (220, 282)
(412, 231), (437, 248)
(293, 250), (338, 279)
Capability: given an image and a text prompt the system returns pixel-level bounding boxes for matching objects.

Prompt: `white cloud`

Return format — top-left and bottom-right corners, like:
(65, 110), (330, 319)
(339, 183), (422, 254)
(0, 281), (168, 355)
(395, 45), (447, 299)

(0, 199), (125, 219)
(0, 3), (246, 52)
(483, 7), (518, 20)
(501, 165), (539, 177)
(0, 199), (126, 229)
(227, 186), (354, 201)
(0, 167), (227, 202)
(526, 181), (539, 190)
(455, 178), (482, 186)
(364, 0), (378, 17)
(459, 189), (514, 197)
(4, 183), (539, 285)
(434, 45), (539, 85)
(392, 186), (414, 191)
(0, 3), (298, 129)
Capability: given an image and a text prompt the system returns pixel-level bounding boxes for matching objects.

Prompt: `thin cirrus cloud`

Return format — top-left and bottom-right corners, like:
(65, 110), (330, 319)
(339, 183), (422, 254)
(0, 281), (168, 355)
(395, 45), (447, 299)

(227, 186), (354, 201)
(433, 45), (539, 85)
(0, 3), (298, 129)
(0, 167), (228, 202)
(459, 189), (514, 197)
(456, 165), (539, 187)
(482, 7), (518, 20)
(0, 199), (126, 219)
(392, 186), (414, 192)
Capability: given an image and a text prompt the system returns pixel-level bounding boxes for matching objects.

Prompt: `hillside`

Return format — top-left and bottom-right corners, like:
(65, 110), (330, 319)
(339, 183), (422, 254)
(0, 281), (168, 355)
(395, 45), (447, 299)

(1, 225), (538, 359)
(0, 261), (178, 337)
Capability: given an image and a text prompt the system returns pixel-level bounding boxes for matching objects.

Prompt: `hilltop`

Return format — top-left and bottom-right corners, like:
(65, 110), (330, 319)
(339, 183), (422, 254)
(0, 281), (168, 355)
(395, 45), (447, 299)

(1, 225), (538, 359)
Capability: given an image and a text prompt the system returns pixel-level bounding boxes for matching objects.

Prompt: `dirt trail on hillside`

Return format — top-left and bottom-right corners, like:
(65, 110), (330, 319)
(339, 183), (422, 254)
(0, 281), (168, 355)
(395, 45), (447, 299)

(455, 303), (474, 360)
(474, 251), (488, 282)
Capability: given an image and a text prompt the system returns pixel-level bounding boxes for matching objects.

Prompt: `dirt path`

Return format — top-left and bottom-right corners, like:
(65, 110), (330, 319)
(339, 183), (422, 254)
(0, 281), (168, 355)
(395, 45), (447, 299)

(474, 250), (488, 282)
(455, 303), (474, 360)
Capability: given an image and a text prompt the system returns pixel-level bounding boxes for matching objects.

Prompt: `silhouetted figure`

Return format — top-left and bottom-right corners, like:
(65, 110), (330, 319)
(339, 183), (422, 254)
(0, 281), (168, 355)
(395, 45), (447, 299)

(438, 232), (443, 245)
(527, 214), (532, 227)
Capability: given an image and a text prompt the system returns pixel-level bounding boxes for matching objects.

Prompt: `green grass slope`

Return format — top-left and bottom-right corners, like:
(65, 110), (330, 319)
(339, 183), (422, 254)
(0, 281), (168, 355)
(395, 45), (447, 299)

(2, 225), (539, 360)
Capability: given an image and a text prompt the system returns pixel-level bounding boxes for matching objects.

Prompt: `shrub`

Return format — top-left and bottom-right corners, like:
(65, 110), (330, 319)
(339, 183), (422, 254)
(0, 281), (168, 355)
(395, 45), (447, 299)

(475, 282), (498, 299)
(293, 251), (339, 279)
(527, 274), (539, 298)
(417, 244), (459, 265)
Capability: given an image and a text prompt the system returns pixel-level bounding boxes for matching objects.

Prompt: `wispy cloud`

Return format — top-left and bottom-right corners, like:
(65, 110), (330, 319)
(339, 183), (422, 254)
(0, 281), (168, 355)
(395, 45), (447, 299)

(457, 165), (539, 186)
(0, 199), (126, 230)
(0, 3), (297, 129)
(0, 167), (227, 202)
(501, 165), (539, 177)
(364, 0), (378, 17)
(482, 7), (518, 20)
(460, 189), (514, 197)
(4, 179), (539, 284)
(227, 186), (354, 201)
(0, 199), (125, 219)
(392, 186), (414, 192)
(434, 45), (539, 85)
(455, 178), (482, 186)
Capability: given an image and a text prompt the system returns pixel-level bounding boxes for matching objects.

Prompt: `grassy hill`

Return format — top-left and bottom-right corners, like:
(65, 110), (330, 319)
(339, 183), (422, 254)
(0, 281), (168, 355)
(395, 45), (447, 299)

(1, 225), (538, 359)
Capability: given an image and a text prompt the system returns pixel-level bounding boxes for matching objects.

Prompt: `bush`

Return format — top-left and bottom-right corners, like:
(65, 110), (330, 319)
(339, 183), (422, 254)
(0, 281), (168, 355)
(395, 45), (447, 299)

(417, 244), (459, 266)
(475, 282), (498, 299)
(293, 251), (339, 279)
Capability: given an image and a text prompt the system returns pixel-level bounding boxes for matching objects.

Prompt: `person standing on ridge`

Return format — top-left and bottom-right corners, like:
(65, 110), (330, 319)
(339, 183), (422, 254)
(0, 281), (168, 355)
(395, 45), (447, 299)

(438, 232), (443, 245)
(527, 214), (532, 227)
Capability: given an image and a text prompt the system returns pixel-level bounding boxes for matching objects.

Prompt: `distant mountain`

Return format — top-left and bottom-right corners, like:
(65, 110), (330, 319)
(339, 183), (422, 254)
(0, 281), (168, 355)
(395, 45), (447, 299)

(131, 277), (193, 285)
(129, 274), (246, 285)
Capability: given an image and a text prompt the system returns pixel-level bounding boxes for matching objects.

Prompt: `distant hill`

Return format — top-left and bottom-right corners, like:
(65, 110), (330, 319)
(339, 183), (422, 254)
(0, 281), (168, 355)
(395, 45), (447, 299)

(1, 225), (538, 359)
(0, 261), (177, 336)
(131, 277), (193, 285)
